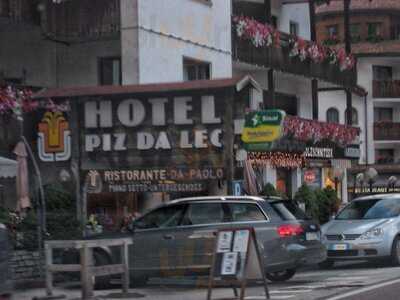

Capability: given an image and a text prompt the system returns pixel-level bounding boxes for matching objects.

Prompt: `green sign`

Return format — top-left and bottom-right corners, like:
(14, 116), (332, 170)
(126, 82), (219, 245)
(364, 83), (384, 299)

(241, 110), (286, 151)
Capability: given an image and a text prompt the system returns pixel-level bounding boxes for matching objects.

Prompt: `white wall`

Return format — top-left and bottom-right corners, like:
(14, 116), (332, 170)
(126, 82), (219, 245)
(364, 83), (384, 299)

(319, 91), (366, 163)
(134, 0), (232, 84)
(279, 3), (311, 39)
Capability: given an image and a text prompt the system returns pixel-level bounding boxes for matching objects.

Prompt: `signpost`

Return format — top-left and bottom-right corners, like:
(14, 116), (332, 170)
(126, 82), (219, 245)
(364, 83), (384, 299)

(207, 227), (270, 300)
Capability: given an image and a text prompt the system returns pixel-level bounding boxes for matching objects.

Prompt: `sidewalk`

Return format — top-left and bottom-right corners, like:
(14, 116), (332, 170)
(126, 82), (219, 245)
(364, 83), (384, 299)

(12, 286), (252, 300)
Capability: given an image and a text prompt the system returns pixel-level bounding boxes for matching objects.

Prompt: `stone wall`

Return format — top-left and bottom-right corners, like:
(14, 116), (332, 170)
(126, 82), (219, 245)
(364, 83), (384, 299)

(10, 250), (42, 282)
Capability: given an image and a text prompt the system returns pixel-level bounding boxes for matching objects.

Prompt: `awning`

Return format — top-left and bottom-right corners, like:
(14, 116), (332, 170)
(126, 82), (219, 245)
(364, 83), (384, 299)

(0, 156), (17, 178)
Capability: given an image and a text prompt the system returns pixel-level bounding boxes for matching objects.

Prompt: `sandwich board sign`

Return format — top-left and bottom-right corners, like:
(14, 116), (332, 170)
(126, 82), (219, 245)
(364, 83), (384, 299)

(207, 227), (270, 300)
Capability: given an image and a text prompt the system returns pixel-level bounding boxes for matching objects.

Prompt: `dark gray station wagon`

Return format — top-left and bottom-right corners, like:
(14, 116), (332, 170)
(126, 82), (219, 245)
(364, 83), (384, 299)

(124, 196), (326, 284)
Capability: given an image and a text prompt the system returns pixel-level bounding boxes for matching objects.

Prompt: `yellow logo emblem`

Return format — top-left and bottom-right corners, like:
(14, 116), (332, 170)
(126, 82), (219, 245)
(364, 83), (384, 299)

(37, 112), (71, 162)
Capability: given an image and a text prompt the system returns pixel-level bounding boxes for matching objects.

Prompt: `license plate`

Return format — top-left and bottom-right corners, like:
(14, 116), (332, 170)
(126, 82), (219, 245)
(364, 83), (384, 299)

(331, 244), (349, 250)
(306, 232), (320, 241)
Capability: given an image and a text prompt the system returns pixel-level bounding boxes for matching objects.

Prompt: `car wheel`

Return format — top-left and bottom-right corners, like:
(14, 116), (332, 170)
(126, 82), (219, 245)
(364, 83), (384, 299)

(93, 250), (112, 290)
(265, 269), (296, 282)
(390, 236), (400, 266)
(318, 259), (335, 269)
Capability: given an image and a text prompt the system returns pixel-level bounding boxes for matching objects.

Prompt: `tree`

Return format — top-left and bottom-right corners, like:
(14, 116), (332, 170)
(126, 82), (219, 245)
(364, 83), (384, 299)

(260, 183), (278, 197)
(294, 184), (318, 221)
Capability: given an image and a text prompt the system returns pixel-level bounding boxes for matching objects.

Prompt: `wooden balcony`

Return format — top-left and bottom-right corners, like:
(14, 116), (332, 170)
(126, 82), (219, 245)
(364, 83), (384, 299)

(0, 0), (40, 25)
(374, 122), (400, 140)
(373, 80), (400, 98)
(232, 28), (358, 90)
(44, 0), (120, 42)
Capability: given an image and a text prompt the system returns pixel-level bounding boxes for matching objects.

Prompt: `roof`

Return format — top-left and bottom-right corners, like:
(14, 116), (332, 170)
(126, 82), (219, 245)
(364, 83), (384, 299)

(316, 0), (400, 14)
(33, 76), (261, 99)
(353, 193), (400, 201)
(169, 195), (266, 205)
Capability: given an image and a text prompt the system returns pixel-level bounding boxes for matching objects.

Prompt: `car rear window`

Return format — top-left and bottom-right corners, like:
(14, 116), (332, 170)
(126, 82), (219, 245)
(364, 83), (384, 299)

(270, 201), (309, 220)
(227, 203), (267, 222)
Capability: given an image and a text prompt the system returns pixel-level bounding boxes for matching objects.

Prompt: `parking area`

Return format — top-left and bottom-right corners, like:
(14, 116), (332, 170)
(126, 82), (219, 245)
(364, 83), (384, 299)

(12, 261), (400, 300)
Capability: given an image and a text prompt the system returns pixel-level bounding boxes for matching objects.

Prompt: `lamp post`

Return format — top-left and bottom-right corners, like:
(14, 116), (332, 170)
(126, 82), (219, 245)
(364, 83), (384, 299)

(355, 172), (364, 198)
(388, 175), (397, 192)
(333, 168), (344, 200)
(364, 167), (378, 194)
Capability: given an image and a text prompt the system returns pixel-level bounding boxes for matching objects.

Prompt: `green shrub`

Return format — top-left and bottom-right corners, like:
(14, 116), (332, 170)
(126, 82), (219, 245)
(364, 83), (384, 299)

(294, 184), (319, 221)
(261, 183), (278, 197)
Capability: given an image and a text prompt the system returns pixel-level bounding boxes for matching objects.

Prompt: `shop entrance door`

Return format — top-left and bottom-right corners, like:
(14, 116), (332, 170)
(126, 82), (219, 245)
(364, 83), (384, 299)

(277, 168), (292, 198)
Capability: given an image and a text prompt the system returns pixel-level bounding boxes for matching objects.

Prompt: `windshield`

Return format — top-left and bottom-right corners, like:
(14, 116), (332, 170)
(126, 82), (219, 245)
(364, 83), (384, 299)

(336, 198), (400, 220)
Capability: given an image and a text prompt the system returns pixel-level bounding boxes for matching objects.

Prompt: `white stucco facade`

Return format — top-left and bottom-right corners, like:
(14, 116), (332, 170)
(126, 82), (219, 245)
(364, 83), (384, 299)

(121, 0), (232, 84)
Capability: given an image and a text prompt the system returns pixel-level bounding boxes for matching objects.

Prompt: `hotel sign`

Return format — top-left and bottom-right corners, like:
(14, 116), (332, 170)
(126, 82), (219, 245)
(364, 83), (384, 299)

(83, 95), (223, 152)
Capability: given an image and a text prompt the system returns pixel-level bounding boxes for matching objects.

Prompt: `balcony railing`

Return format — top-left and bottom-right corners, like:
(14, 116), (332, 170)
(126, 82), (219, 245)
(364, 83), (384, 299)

(0, 0), (40, 24)
(374, 122), (400, 140)
(373, 80), (400, 98)
(232, 28), (357, 90)
(44, 0), (120, 42)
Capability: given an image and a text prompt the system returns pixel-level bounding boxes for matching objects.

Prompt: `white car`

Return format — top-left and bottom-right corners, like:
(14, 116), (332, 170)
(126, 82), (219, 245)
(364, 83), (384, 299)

(320, 194), (400, 268)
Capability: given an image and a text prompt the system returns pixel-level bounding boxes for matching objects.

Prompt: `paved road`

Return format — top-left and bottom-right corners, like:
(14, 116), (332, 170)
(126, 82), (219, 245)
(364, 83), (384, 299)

(13, 261), (400, 300)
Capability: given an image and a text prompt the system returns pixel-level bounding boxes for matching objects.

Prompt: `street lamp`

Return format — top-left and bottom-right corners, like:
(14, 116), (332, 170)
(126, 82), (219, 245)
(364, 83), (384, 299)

(333, 168), (344, 199)
(388, 175), (397, 192)
(364, 167), (378, 194)
(354, 172), (364, 197)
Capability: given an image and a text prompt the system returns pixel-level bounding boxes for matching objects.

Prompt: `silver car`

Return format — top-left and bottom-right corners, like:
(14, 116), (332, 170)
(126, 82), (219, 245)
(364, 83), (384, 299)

(126, 196), (326, 284)
(320, 194), (400, 267)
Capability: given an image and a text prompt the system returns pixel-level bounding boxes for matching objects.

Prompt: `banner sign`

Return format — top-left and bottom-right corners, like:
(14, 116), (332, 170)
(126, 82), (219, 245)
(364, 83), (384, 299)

(241, 110), (286, 151)
(349, 186), (400, 195)
(86, 167), (224, 193)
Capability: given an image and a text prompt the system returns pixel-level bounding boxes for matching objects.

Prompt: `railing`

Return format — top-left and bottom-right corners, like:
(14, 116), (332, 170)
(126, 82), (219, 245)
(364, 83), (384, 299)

(44, 0), (120, 42)
(0, 0), (39, 24)
(45, 238), (132, 299)
(373, 80), (400, 98)
(231, 27), (357, 90)
(374, 122), (400, 140)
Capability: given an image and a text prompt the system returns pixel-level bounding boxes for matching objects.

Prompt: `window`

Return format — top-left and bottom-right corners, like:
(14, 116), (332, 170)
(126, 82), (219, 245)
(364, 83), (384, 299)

(375, 149), (394, 164)
(326, 108), (339, 123)
(228, 203), (266, 222)
(182, 203), (226, 225)
(327, 24), (338, 38)
(134, 205), (185, 229)
(368, 22), (382, 37)
(98, 57), (121, 85)
(345, 107), (358, 125)
(269, 201), (309, 221)
(183, 58), (211, 81)
(289, 21), (299, 36)
(336, 198), (400, 220)
(373, 66), (392, 81)
(350, 23), (361, 42)
(374, 107), (393, 122)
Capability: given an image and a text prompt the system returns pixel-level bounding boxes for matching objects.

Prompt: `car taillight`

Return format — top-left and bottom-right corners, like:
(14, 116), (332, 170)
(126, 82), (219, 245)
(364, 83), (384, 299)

(277, 224), (304, 237)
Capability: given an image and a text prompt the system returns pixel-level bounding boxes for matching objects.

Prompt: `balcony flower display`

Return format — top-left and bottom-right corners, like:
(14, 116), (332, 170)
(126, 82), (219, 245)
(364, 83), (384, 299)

(233, 16), (279, 48)
(283, 115), (360, 147)
(289, 37), (308, 61)
(233, 16), (356, 72)
(0, 86), (69, 119)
